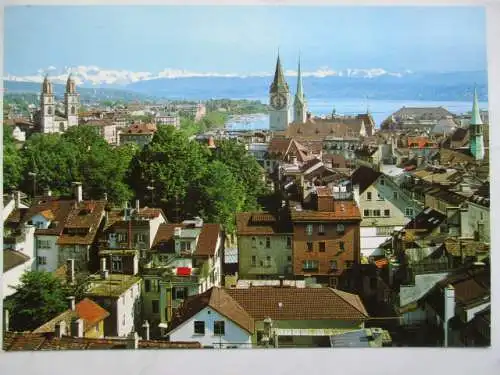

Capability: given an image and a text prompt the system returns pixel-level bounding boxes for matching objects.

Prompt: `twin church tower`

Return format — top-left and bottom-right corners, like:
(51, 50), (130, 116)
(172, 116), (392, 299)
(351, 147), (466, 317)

(269, 54), (307, 131)
(39, 74), (80, 133)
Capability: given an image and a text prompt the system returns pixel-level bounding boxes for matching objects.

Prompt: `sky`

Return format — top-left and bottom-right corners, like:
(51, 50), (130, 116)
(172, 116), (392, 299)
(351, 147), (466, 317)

(4, 5), (487, 77)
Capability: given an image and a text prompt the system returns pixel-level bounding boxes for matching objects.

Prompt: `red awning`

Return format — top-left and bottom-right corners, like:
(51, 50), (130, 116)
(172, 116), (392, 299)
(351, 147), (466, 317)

(176, 267), (192, 276)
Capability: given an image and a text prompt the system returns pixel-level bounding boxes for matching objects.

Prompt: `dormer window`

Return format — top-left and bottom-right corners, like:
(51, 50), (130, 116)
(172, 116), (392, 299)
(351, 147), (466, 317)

(180, 241), (191, 252)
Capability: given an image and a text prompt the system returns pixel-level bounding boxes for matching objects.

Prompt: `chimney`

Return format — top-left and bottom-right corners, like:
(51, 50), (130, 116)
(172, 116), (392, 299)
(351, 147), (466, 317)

(127, 331), (139, 349)
(352, 184), (360, 206)
(15, 191), (21, 208)
(142, 321), (150, 341)
(67, 296), (76, 311)
(66, 259), (75, 284)
(100, 257), (109, 280)
(104, 192), (108, 201)
(55, 320), (67, 338)
(73, 182), (83, 203)
(70, 318), (84, 338)
(278, 276), (285, 288)
(444, 284), (455, 347)
(174, 227), (182, 238)
(3, 309), (9, 332)
(135, 199), (140, 211)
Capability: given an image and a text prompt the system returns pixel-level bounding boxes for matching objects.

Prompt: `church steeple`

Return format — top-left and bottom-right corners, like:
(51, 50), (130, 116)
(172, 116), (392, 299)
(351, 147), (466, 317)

(42, 74), (53, 94)
(66, 73), (76, 94)
(270, 53), (289, 94)
(65, 73), (79, 129)
(469, 86), (485, 161)
(471, 86), (483, 125)
(293, 55), (307, 123)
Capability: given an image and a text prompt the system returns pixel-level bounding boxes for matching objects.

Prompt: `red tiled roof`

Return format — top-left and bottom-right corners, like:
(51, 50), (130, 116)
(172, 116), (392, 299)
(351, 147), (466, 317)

(168, 287), (255, 334)
(57, 200), (106, 245)
(33, 298), (110, 334)
(21, 199), (74, 236)
(226, 287), (368, 321)
(290, 201), (361, 221)
(152, 223), (221, 257)
(123, 123), (157, 135)
(236, 212), (293, 236)
(3, 332), (202, 351)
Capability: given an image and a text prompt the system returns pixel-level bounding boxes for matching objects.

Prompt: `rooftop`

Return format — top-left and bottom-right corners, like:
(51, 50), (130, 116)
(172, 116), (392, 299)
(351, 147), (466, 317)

(85, 274), (141, 298)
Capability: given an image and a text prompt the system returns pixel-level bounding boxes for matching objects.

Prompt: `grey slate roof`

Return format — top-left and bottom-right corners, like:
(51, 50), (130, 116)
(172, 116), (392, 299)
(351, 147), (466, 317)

(399, 272), (450, 308)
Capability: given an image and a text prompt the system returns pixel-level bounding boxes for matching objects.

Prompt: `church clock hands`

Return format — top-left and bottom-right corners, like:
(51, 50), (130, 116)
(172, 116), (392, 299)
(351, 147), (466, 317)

(271, 94), (287, 110)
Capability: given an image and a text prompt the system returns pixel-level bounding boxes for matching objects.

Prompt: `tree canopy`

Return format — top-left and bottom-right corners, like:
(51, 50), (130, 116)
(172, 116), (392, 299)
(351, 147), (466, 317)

(3, 126), (25, 193)
(5, 271), (70, 331)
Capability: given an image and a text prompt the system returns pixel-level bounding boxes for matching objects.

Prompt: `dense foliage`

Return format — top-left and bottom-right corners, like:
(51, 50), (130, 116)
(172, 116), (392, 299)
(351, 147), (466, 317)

(3, 126), (25, 192)
(5, 271), (70, 331)
(6, 121), (267, 232)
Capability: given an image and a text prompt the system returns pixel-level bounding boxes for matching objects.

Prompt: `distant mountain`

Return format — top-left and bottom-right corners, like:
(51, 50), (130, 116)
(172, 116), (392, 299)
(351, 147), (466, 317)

(125, 71), (488, 102)
(4, 81), (155, 103)
(4, 70), (488, 103)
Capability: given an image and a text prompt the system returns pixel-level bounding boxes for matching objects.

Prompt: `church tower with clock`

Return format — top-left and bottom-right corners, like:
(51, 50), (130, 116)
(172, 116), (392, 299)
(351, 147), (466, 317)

(269, 54), (291, 131)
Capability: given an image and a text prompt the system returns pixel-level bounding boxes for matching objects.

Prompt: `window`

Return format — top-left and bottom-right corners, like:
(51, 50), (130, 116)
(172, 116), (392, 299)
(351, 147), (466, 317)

(266, 256), (271, 267)
(380, 178), (385, 186)
(373, 210), (381, 217)
(111, 256), (123, 272)
(336, 224), (345, 233)
(37, 256), (47, 265)
(265, 237), (271, 248)
(37, 240), (50, 249)
(405, 208), (414, 217)
(318, 224), (325, 235)
(329, 277), (338, 288)
(306, 224), (313, 235)
(377, 193), (384, 201)
(180, 241), (191, 252)
(286, 236), (292, 249)
(251, 237), (256, 248)
(393, 191), (399, 200)
(194, 321), (205, 335)
(319, 242), (326, 252)
(345, 260), (353, 269)
(173, 287), (188, 300)
(302, 260), (319, 271)
(363, 209), (371, 217)
(47, 107), (52, 115)
(214, 321), (225, 336)
(71, 106), (76, 115)
(287, 256), (292, 262)
(384, 209), (390, 217)
(151, 279), (159, 293)
(251, 256), (257, 266)
(122, 314), (126, 326)
(329, 260), (338, 270)
(376, 226), (394, 236)
(145, 279), (151, 293)
(339, 242), (345, 251)
(130, 289), (134, 299)
(136, 233), (146, 243)
(366, 192), (372, 201)
(306, 242), (313, 252)
(117, 233), (127, 242)
(152, 300), (159, 314)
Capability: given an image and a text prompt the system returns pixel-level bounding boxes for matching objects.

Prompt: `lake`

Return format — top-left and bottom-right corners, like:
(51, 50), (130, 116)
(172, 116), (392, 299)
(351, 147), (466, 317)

(225, 97), (489, 131)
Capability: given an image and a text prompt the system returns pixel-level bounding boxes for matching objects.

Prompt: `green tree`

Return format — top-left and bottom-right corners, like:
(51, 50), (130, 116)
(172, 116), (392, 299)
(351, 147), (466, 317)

(3, 125), (24, 192)
(5, 271), (69, 331)
(212, 139), (268, 210)
(193, 161), (246, 233)
(129, 126), (210, 221)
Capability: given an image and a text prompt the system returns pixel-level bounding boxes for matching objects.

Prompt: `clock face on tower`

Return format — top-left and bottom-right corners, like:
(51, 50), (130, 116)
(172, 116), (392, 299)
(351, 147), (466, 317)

(271, 94), (287, 110)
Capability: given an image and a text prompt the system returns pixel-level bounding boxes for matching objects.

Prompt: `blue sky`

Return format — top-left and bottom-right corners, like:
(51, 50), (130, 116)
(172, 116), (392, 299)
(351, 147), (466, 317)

(5, 5), (487, 76)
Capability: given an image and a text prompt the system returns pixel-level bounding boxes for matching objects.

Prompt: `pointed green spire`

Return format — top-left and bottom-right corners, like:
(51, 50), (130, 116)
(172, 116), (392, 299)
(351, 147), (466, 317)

(470, 86), (483, 125)
(295, 56), (304, 103)
(270, 52), (289, 93)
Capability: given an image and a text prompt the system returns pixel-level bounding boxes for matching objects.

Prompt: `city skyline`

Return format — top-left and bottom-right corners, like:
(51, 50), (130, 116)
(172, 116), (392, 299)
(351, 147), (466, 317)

(5, 5), (487, 82)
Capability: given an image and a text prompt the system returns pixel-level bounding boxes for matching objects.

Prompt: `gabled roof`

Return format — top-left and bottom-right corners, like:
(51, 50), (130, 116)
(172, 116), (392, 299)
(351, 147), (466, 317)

(57, 200), (106, 246)
(152, 223), (221, 257)
(33, 298), (110, 334)
(225, 287), (369, 321)
(350, 166), (382, 193)
(168, 287), (255, 334)
(21, 199), (74, 236)
(3, 249), (30, 272)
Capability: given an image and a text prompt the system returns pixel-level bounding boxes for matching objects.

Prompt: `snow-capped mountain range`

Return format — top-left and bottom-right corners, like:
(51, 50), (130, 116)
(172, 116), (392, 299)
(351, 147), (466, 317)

(4, 65), (413, 87)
